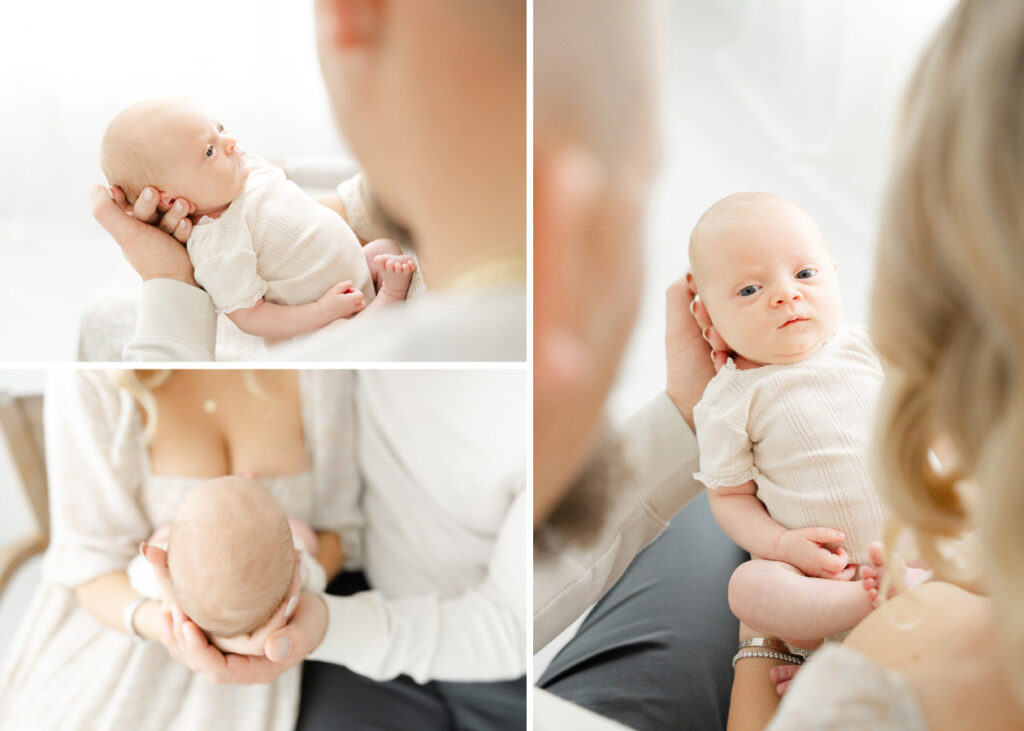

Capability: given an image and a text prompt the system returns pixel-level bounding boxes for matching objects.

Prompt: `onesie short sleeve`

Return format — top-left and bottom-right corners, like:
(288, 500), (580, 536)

(187, 222), (268, 314)
(692, 366), (759, 490)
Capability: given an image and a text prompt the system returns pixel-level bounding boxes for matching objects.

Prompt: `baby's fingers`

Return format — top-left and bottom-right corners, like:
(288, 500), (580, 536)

(805, 527), (845, 545)
(823, 563), (857, 582)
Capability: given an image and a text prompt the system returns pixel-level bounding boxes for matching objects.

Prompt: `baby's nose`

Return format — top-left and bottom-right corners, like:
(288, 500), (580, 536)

(773, 287), (802, 305)
(223, 136), (238, 154)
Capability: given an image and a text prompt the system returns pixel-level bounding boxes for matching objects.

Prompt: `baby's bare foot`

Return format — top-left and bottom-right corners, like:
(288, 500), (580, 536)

(373, 254), (416, 303)
(860, 541), (931, 607)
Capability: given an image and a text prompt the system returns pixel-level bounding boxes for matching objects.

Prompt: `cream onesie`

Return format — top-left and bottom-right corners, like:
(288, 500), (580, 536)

(187, 155), (375, 314)
(692, 326), (884, 566)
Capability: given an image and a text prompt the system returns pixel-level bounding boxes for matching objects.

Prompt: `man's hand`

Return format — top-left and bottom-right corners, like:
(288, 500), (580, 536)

(90, 185), (197, 286)
(664, 275), (716, 430)
(772, 527), (854, 579)
(160, 590), (328, 685)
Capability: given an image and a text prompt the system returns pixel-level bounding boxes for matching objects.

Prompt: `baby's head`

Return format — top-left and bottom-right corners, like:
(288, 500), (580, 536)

(688, 192), (842, 365)
(167, 476), (297, 653)
(100, 98), (249, 214)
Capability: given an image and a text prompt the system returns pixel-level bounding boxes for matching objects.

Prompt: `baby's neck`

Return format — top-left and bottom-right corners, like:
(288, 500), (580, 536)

(190, 202), (231, 223)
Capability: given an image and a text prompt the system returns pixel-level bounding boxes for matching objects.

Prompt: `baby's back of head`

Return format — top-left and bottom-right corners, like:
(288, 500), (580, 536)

(167, 476), (294, 639)
(100, 98), (175, 205)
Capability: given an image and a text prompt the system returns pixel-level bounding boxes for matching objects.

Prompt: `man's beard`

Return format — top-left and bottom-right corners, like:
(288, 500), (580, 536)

(538, 425), (632, 547)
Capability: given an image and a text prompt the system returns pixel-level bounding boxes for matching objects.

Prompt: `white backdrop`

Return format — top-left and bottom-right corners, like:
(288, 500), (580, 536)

(608, 0), (957, 423)
(0, 1), (351, 361)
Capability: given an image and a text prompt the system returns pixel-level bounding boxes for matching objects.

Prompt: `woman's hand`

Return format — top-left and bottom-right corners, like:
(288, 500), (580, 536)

(160, 591), (328, 685)
(89, 185), (198, 286)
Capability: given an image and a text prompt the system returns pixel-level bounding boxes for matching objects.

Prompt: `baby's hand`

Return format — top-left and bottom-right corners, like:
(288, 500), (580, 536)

(317, 280), (366, 323)
(774, 527), (853, 579)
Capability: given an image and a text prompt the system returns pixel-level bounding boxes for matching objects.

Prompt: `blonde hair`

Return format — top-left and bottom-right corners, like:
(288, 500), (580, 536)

(871, 0), (1024, 701)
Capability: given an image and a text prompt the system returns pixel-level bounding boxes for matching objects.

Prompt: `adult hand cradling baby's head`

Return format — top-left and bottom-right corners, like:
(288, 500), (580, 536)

(207, 552), (302, 657)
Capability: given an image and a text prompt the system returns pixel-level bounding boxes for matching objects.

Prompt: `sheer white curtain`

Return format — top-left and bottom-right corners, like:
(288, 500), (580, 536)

(610, 0), (957, 420)
(0, 1), (348, 360)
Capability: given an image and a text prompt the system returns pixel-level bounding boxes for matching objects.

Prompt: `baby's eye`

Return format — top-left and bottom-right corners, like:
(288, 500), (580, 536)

(796, 268), (817, 279)
(205, 145), (215, 158)
(739, 285), (761, 297)
(218, 123), (225, 133)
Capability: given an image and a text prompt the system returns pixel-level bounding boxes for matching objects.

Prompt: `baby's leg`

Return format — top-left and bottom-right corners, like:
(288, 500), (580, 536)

(362, 238), (416, 304)
(728, 559), (874, 647)
(860, 542), (931, 607)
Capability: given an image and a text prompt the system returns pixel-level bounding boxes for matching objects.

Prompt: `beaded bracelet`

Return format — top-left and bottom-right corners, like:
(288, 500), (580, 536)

(731, 648), (804, 669)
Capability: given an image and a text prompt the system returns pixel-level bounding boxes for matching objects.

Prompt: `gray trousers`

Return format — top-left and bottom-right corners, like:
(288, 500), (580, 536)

(537, 493), (746, 730)
(296, 571), (526, 730)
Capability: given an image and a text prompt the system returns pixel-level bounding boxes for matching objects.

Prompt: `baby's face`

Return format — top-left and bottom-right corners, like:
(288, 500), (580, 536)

(144, 101), (250, 212)
(695, 205), (842, 365)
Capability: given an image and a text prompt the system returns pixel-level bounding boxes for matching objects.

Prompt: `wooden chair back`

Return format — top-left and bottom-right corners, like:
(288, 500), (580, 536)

(0, 392), (49, 597)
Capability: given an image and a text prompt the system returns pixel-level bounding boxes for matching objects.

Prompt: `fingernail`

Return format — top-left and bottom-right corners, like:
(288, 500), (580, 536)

(175, 201), (185, 212)
(285, 595), (298, 620)
(142, 189), (154, 202)
(689, 299), (697, 315)
(701, 327), (711, 341)
(709, 351), (717, 364)
(178, 220), (187, 230)
(139, 541), (148, 558)
(273, 637), (290, 660)
(106, 187), (114, 200)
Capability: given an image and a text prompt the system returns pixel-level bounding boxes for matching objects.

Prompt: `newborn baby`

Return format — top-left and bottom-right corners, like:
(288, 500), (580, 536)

(129, 475), (326, 655)
(688, 192), (927, 648)
(100, 97), (417, 340)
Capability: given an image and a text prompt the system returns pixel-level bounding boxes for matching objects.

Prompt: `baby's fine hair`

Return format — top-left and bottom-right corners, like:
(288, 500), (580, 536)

(99, 99), (172, 204)
(687, 191), (820, 282)
(167, 477), (295, 638)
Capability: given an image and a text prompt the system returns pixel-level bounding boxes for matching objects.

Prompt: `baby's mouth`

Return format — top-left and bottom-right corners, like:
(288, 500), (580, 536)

(779, 316), (809, 329)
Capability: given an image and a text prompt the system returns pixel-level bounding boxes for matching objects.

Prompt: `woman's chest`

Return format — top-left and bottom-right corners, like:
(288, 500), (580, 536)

(144, 371), (310, 478)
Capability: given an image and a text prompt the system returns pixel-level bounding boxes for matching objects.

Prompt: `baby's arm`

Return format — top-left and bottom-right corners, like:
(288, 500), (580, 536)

(227, 281), (365, 338)
(707, 481), (850, 578)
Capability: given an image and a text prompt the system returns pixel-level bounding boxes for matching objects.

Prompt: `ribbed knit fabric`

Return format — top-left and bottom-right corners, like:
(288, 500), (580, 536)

(693, 326), (884, 565)
(187, 156), (374, 314)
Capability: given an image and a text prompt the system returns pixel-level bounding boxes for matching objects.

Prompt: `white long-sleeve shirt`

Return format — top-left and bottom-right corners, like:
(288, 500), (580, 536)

(309, 370), (527, 682)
